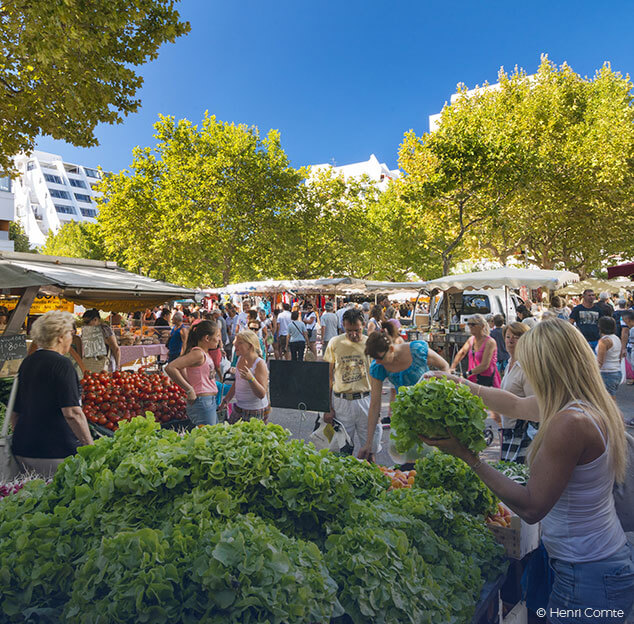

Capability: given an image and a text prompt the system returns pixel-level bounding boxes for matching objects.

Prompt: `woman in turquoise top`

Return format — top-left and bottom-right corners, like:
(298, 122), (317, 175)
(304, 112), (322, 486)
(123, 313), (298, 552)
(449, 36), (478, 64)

(357, 328), (449, 461)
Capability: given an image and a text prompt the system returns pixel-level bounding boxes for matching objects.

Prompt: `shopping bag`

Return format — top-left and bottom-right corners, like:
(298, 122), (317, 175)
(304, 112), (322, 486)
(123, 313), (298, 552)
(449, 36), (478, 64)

(614, 431), (634, 532)
(0, 376), (20, 481)
(310, 415), (353, 453)
(219, 357), (232, 378)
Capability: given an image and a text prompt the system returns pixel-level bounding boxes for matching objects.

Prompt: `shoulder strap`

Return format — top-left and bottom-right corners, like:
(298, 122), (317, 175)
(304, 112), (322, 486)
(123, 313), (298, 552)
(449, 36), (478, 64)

(1, 376), (18, 439)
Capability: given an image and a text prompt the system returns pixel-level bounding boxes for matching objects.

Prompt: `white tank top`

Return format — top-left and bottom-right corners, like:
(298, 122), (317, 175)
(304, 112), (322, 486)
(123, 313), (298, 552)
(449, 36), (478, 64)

(541, 402), (626, 562)
(234, 357), (268, 410)
(599, 335), (621, 373)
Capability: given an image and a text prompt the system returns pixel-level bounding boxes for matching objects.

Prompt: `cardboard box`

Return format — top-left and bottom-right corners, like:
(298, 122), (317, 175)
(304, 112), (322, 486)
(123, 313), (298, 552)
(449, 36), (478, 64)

(502, 601), (528, 624)
(488, 514), (540, 559)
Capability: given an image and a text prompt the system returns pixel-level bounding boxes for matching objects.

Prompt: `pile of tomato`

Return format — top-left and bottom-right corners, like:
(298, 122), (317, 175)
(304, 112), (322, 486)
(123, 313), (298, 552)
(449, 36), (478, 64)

(81, 369), (188, 431)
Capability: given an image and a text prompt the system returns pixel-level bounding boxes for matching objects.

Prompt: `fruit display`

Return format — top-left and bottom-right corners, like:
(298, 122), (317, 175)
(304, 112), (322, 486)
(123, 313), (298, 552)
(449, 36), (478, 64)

(414, 452), (499, 517)
(486, 502), (513, 528)
(81, 370), (187, 430)
(391, 377), (488, 456)
(378, 464), (416, 489)
(0, 418), (506, 623)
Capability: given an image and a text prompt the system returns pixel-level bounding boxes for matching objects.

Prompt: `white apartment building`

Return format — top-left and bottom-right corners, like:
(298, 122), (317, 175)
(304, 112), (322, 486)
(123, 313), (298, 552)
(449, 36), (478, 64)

(0, 176), (15, 252)
(13, 151), (103, 247)
(310, 153), (400, 191)
(429, 76), (536, 132)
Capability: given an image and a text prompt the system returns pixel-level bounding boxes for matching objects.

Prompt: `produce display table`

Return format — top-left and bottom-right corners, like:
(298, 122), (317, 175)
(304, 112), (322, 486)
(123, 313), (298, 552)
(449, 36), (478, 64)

(119, 344), (168, 366)
(470, 572), (508, 624)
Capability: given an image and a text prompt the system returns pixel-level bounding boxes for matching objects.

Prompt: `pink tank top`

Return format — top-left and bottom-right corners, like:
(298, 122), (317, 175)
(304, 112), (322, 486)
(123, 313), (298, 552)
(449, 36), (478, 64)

(467, 337), (501, 387)
(185, 347), (217, 396)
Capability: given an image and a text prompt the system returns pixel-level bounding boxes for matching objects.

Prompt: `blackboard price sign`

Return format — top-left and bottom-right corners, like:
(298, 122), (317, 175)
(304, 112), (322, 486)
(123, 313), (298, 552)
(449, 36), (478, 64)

(0, 334), (27, 361)
(269, 360), (330, 413)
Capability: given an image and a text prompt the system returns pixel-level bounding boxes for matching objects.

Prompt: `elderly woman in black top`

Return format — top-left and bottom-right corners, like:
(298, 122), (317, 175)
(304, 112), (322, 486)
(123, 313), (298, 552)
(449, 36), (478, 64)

(11, 310), (93, 477)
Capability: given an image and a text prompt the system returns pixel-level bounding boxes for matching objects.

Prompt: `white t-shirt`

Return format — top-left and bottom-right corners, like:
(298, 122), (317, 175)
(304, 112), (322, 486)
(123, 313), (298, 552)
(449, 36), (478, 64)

(302, 311), (317, 330)
(320, 312), (339, 342)
(236, 312), (249, 331)
(499, 361), (534, 429)
(277, 311), (292, 336)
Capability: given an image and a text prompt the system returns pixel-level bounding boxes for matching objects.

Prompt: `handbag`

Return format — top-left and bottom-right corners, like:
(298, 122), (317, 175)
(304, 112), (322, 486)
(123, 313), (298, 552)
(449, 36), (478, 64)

(614, 431), (634, 532)
(0, 376), (21, 481)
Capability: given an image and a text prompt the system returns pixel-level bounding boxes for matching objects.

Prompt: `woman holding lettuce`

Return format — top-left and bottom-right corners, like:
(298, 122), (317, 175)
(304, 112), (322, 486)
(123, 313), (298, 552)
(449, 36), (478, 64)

(423, 319), (633, 623)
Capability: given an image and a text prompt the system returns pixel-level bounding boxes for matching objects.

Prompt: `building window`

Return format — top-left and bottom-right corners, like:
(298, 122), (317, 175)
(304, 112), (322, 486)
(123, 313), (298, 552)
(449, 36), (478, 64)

(54, 204), (76, 215)
(44, 173), (64, 185)
(74, 193), (92, 203)
(27, 161), (36, 171)
(80, 208), (98, 218)
(83, 167), (100, 179)
(0, 177), (11, 192)
(68, 178), (87, 189)
(50, 188), (71, 199)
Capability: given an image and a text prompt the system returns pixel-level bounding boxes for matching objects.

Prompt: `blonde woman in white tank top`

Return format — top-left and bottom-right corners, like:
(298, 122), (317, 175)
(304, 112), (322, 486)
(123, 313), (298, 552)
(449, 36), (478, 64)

(597, 316), (622, 396)
(422, 320), (633, 623)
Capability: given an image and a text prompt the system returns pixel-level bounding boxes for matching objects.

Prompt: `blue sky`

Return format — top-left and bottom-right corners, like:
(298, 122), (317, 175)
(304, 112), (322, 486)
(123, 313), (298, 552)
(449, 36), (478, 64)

(37, 0), (634, 173)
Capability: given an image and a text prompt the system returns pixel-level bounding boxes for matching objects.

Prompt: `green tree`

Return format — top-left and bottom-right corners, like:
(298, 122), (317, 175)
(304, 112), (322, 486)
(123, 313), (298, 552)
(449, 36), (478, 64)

(406, 56), (634, 276)
(41, 221), (106, 260)
(97, 114), (304, 287)
(0, 0), (190, 174)
(363, 183), (442, 280)
(8, 221), (33, 252)
(270, 168), (377, 280)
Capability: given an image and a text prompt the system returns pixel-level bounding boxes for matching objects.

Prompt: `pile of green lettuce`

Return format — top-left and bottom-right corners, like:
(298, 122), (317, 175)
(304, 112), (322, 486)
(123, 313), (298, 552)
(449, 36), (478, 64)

(0, 417), (505, 623)
(391, 377), (488, 455)
(415, 452), (499, 517)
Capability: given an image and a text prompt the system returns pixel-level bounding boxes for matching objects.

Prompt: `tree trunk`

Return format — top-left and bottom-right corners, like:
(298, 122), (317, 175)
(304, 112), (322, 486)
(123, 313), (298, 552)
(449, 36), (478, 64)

(222, 255), (232, 286)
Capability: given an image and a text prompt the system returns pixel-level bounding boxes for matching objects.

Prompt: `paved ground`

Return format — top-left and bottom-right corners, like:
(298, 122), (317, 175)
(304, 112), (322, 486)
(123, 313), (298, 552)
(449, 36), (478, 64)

(268, 379), (634, 467)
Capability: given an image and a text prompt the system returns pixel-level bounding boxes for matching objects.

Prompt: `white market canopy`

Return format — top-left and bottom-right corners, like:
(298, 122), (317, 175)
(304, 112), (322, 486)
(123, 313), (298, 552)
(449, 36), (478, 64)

(423, 268), (580, 293)
(206, 277), (369, 296)
(556, 277), (634, 296)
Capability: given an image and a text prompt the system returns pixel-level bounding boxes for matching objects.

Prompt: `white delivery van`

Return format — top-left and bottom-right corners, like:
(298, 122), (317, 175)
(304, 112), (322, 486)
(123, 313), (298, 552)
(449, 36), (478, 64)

(432, 289), (521, 325)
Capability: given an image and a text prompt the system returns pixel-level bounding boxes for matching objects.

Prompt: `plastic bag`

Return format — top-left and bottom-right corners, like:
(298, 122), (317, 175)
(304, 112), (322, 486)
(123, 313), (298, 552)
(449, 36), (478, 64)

(310, 415), (353, 453)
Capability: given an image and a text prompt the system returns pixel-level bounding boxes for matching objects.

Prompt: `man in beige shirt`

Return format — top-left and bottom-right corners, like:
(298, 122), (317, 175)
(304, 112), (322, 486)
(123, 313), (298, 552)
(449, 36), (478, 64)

(323, 307), (382, 456)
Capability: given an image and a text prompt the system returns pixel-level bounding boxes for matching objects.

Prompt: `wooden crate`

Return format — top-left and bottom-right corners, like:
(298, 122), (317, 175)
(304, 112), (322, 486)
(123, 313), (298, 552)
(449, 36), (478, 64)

(488, 514), (540, 559)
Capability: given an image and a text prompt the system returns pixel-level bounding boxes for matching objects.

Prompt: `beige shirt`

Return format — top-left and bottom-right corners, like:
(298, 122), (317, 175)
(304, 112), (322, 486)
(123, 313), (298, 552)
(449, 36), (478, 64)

(324, 334), (371, 394)
(500, 360), (534, 429)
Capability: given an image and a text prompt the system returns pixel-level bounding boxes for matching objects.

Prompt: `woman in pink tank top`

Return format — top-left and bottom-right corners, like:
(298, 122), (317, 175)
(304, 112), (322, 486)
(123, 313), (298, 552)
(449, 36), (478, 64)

(165, 320), (220, 426)
(450, 314), (501, 387)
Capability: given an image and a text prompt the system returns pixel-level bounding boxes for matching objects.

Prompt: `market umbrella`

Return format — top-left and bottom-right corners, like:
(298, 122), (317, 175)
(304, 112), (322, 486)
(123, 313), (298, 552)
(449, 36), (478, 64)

(607, 262), (634, 279)
(422, 268), (579, 293)
(555, 277), (633, 296)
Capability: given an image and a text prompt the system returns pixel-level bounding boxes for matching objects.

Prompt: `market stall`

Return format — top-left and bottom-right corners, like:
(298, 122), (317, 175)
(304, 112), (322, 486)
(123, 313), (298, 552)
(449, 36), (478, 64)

(556, 276), (634, 296)
(0, 251), (198, 372)
(420, 268), (580, 361)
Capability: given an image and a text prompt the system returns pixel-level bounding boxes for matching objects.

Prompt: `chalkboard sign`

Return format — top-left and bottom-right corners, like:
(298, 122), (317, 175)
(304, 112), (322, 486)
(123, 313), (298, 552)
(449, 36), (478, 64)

(0, 334), (27, 361)
(269, 360), (330, 413)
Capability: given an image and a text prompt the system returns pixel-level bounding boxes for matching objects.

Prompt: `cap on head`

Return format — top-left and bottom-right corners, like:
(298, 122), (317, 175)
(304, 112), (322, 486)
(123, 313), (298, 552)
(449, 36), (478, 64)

(362, 302), (371, 311)
(325, 301), (334, 310)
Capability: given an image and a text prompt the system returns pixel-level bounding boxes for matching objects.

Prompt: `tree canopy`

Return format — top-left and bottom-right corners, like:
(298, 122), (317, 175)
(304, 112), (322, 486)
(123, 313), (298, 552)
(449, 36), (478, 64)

(97, 114), (304, 287)
(41, 221), (106, 260)
(393, 56), (634, 277)
(0, 0), (190, 174)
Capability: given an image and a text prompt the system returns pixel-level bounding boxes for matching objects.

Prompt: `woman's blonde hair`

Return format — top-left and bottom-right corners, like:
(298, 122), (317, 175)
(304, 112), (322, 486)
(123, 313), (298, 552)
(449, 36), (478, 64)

(235, 329), (262, 358)
(504, 321), (529, 339)
(31, 310), (75, 348)
(469, 314), (490, 336)
(518, 319), (627, 482)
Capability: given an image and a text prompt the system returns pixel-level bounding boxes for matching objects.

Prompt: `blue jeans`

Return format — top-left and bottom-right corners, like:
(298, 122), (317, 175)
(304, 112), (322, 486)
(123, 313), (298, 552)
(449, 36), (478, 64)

(548, 543), (634, 623)
(601, 371), (621, 396)
(186, 395), (218, 426)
